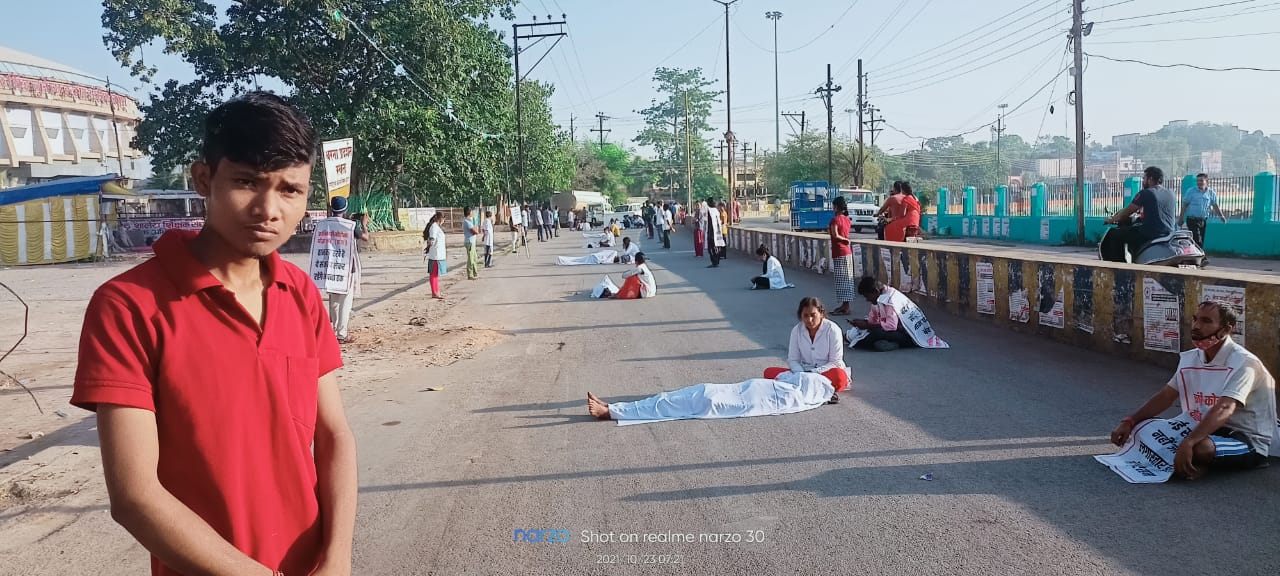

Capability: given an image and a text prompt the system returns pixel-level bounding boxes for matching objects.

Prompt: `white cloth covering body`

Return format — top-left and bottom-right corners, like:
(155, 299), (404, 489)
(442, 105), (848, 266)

(609, 371), (836, 425)
(556, 250), (618, 266)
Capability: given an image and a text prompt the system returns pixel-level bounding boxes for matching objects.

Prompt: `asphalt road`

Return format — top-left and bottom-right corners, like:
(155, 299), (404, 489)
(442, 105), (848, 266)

(5, 227), (1279, 575)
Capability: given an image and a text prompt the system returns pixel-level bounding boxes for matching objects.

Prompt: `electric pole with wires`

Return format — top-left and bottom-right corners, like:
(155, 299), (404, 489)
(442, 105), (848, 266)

(815, 63), (842, 186)
(592, 111), (611, 148)
(512, 16), (567, 203)
(1071, 0), (1091, 244)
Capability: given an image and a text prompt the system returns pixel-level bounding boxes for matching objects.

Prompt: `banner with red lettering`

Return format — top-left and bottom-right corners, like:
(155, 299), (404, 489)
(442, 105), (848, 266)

(322, 138), (354, 202)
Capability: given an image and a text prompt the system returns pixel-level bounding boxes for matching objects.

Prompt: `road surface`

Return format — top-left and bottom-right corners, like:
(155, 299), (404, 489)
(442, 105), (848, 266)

(1, 228), (1277, 576)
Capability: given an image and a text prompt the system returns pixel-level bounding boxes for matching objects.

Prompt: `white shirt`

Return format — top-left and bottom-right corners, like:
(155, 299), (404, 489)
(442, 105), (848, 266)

(1165, 337), (1277, 456)
(482, 218), (494, 247)
(621, 241), (640, 261)
(426, 223), (447, 260)
(787, 319), (847, 375)
(762, 256), (787, 289)
(624, 263), (656, 297)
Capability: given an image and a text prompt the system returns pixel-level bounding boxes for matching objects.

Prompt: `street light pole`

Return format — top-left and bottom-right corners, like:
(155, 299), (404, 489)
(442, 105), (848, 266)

(714, 0), (739, 199)
(766, 11), (782, 154)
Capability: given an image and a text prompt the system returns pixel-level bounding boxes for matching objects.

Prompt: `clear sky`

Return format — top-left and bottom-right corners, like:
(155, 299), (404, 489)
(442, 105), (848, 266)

(6, 0), (1279, 160)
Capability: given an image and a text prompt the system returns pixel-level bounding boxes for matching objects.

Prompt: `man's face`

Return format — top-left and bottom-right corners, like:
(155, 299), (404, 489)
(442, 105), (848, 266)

(192, 159), (311, 258)
(861, 290), (879, 304)
(1197, 176), (1207, 189)
(1190, 304), (1226, 341)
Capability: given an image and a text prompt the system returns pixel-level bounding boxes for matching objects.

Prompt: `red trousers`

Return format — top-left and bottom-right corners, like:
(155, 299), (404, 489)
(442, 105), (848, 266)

(615, 275), (643, 299)
(763, 366), (849, 392)
(694, 229), (705, 257)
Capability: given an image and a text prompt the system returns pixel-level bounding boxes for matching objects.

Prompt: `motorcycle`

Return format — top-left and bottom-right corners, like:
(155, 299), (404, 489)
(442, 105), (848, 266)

(1098, 216), (1204, 267)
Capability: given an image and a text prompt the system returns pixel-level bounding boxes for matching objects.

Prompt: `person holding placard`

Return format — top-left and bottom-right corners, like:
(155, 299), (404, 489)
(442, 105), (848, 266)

(1106, 301), (1276, 480)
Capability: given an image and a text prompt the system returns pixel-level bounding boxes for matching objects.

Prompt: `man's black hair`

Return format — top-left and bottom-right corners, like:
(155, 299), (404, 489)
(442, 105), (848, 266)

(1196, 172), (1208, 179)
(464, 206), (474, 216)
(1199, 300), (1238, 328)
(1144, 166), (1164, 185)
(202, 91), (317, 173)
(635, 252), (646, 264)
(857, 275), (883, 296)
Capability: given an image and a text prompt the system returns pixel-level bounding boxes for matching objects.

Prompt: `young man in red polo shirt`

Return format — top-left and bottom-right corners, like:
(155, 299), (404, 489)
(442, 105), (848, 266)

(73, 92), (357, 576)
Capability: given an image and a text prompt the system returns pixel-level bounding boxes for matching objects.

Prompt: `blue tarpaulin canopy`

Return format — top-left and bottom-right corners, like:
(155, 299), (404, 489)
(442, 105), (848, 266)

(0, 174), (119, 206)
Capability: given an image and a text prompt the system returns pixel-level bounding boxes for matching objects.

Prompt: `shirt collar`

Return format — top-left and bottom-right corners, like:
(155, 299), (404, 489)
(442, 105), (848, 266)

(152, 229), (286, 296)
(1196, 336), (1237, 367)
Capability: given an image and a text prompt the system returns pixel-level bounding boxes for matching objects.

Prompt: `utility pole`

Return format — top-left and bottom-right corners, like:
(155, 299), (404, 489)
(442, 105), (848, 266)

(685, 91), (693, 209)
(741, 141), (751, 197)
(994, 103), (1009, 187)
(592, 112), (611, 148)
(569, 114), (576, 142)
(513, 16), (567, 202)
(855, 59), (864, 187)
(752, 142), (759, 195)
(815, 63), (842, 186)
(1071, 0), (1089, 243)
(766, 11), (783, 153)
(866, 107), (883, 150)
(714, 0), (740, 199)
(782, 111), (806, 145)
(716, 139), (728, 185)
(105, 76), (126, 178)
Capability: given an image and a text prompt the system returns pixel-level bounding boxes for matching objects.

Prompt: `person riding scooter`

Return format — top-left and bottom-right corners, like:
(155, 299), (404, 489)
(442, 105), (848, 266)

(1102, 166), (1179, 262)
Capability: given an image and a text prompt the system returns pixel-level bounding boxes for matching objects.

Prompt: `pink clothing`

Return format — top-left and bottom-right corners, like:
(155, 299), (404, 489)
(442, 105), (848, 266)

(867, 299), (900, 331)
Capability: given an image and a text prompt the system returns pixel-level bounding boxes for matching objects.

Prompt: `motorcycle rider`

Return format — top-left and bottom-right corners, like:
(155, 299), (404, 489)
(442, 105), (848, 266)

(1102, 166), (1179, 262)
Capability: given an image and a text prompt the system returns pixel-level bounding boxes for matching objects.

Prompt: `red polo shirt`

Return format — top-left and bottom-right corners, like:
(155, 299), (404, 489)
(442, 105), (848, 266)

(72, 229), (342, 576)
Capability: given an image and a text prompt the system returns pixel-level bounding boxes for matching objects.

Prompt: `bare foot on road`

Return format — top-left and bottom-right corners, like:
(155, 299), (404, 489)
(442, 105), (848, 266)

(587, 393), (611, 420)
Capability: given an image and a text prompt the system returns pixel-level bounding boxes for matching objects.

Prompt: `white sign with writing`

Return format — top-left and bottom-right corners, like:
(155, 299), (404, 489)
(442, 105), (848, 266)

(309, 218), (356, 294)
(1143, 278), (1180, 353)
(1095, 414), (1197, 484)
(976, 261), (995, 315)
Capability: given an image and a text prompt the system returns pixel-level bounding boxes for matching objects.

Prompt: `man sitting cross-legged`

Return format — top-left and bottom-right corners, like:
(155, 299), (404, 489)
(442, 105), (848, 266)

(1108, 301), (1276, 480)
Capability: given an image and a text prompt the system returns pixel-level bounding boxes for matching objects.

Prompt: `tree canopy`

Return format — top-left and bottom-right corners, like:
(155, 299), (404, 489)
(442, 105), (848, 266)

(101, 0), (573, 209)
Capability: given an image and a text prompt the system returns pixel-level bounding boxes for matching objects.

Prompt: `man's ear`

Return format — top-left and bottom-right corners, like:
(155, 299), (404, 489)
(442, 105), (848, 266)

(191, 161), (213, 198)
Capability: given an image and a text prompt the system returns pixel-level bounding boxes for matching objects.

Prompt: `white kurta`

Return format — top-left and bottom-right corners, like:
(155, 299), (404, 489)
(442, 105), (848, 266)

(609, 371), (836, 425)
(623, 262), (657, 297)
(788, 319), (847, 375)
(761, 256), (789, 289)
(706, 207), (726, 247)
(556, 250), (618, 266)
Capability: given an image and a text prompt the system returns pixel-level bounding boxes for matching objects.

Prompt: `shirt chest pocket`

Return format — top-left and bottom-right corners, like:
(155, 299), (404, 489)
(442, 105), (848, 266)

(286, 356), (320, 435)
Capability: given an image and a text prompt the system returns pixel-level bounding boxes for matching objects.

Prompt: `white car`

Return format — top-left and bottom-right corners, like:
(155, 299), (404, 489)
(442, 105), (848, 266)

(841, 188), (880, 233)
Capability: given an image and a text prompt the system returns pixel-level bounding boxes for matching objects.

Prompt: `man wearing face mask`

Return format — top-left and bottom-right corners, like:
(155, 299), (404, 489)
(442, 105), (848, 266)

(1109, 301), (1277, 480)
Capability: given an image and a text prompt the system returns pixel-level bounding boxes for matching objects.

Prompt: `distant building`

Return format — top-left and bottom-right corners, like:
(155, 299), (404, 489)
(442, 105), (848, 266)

(1112, 133), (1140, 149)
(0, 46), (144, 188)
(1164, 120), (1188, 130)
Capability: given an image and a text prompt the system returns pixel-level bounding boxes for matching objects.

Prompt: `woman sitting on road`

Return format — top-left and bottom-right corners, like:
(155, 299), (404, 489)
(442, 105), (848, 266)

(762, 297), (850, 403)
(751, 244), (791, 290)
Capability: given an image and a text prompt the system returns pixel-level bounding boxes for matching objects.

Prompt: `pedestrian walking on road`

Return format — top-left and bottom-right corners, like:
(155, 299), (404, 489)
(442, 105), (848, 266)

(693, 200), (706, 257)
(543, 206), (555, 240)
(552, 208), (561, 237)
(482, 210), (495, 268)
(424, 212), (447, 298)
(706, 201), (725, 268)
(532, 205), (545, 242)
(828, 196), (855, 315)
(717, 201), (730, 260)
(462, 207), (480, 279)
(658, 202), (672, 249)
(567, 209), (576, 231)
(521, 204), (531, 246)
(1178, 173), (1226, 266)
(71, 91), (357, 576)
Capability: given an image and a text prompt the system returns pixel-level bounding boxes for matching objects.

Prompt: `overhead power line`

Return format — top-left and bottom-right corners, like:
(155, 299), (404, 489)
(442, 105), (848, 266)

(573, 15), (722, 106)
(1086, 52), (1280, 72)
(874, 0), (1059, 71)
(1092, 0), (1267, 23)
(1090, 30), (1280, 44)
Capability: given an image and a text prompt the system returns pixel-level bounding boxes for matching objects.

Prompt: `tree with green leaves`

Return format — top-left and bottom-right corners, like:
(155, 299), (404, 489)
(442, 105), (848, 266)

(632, 67), (723, 201)
(100, 0), (569, 210)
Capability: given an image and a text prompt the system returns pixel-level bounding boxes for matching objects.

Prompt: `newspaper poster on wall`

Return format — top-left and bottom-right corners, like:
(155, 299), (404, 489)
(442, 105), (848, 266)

(976, 261), (996, 315)
(1200, 285), (1245, 347)
(962, 218), (970, 236)
(993, 218), (1002, 237)
(852, 244), (863, 278)
(1040, 218), (1050, 240)
(1143, 278), (1181, 353)
(1094, 413), (1197, 484)
(1010, 289), (1030, 323)
(881, 248), (893, 285)
(982, 218), (991, 236)
(309, 218), (357, 295)
(1001, 217), (1011, 237)
(899, 254), (911, 292)
(321, 138), (354, 202)
(1038, 265), (1065, 329)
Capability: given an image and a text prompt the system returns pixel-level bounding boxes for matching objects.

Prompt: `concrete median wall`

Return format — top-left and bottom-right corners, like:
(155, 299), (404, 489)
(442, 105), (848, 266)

(729, 225), (1280, 374)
